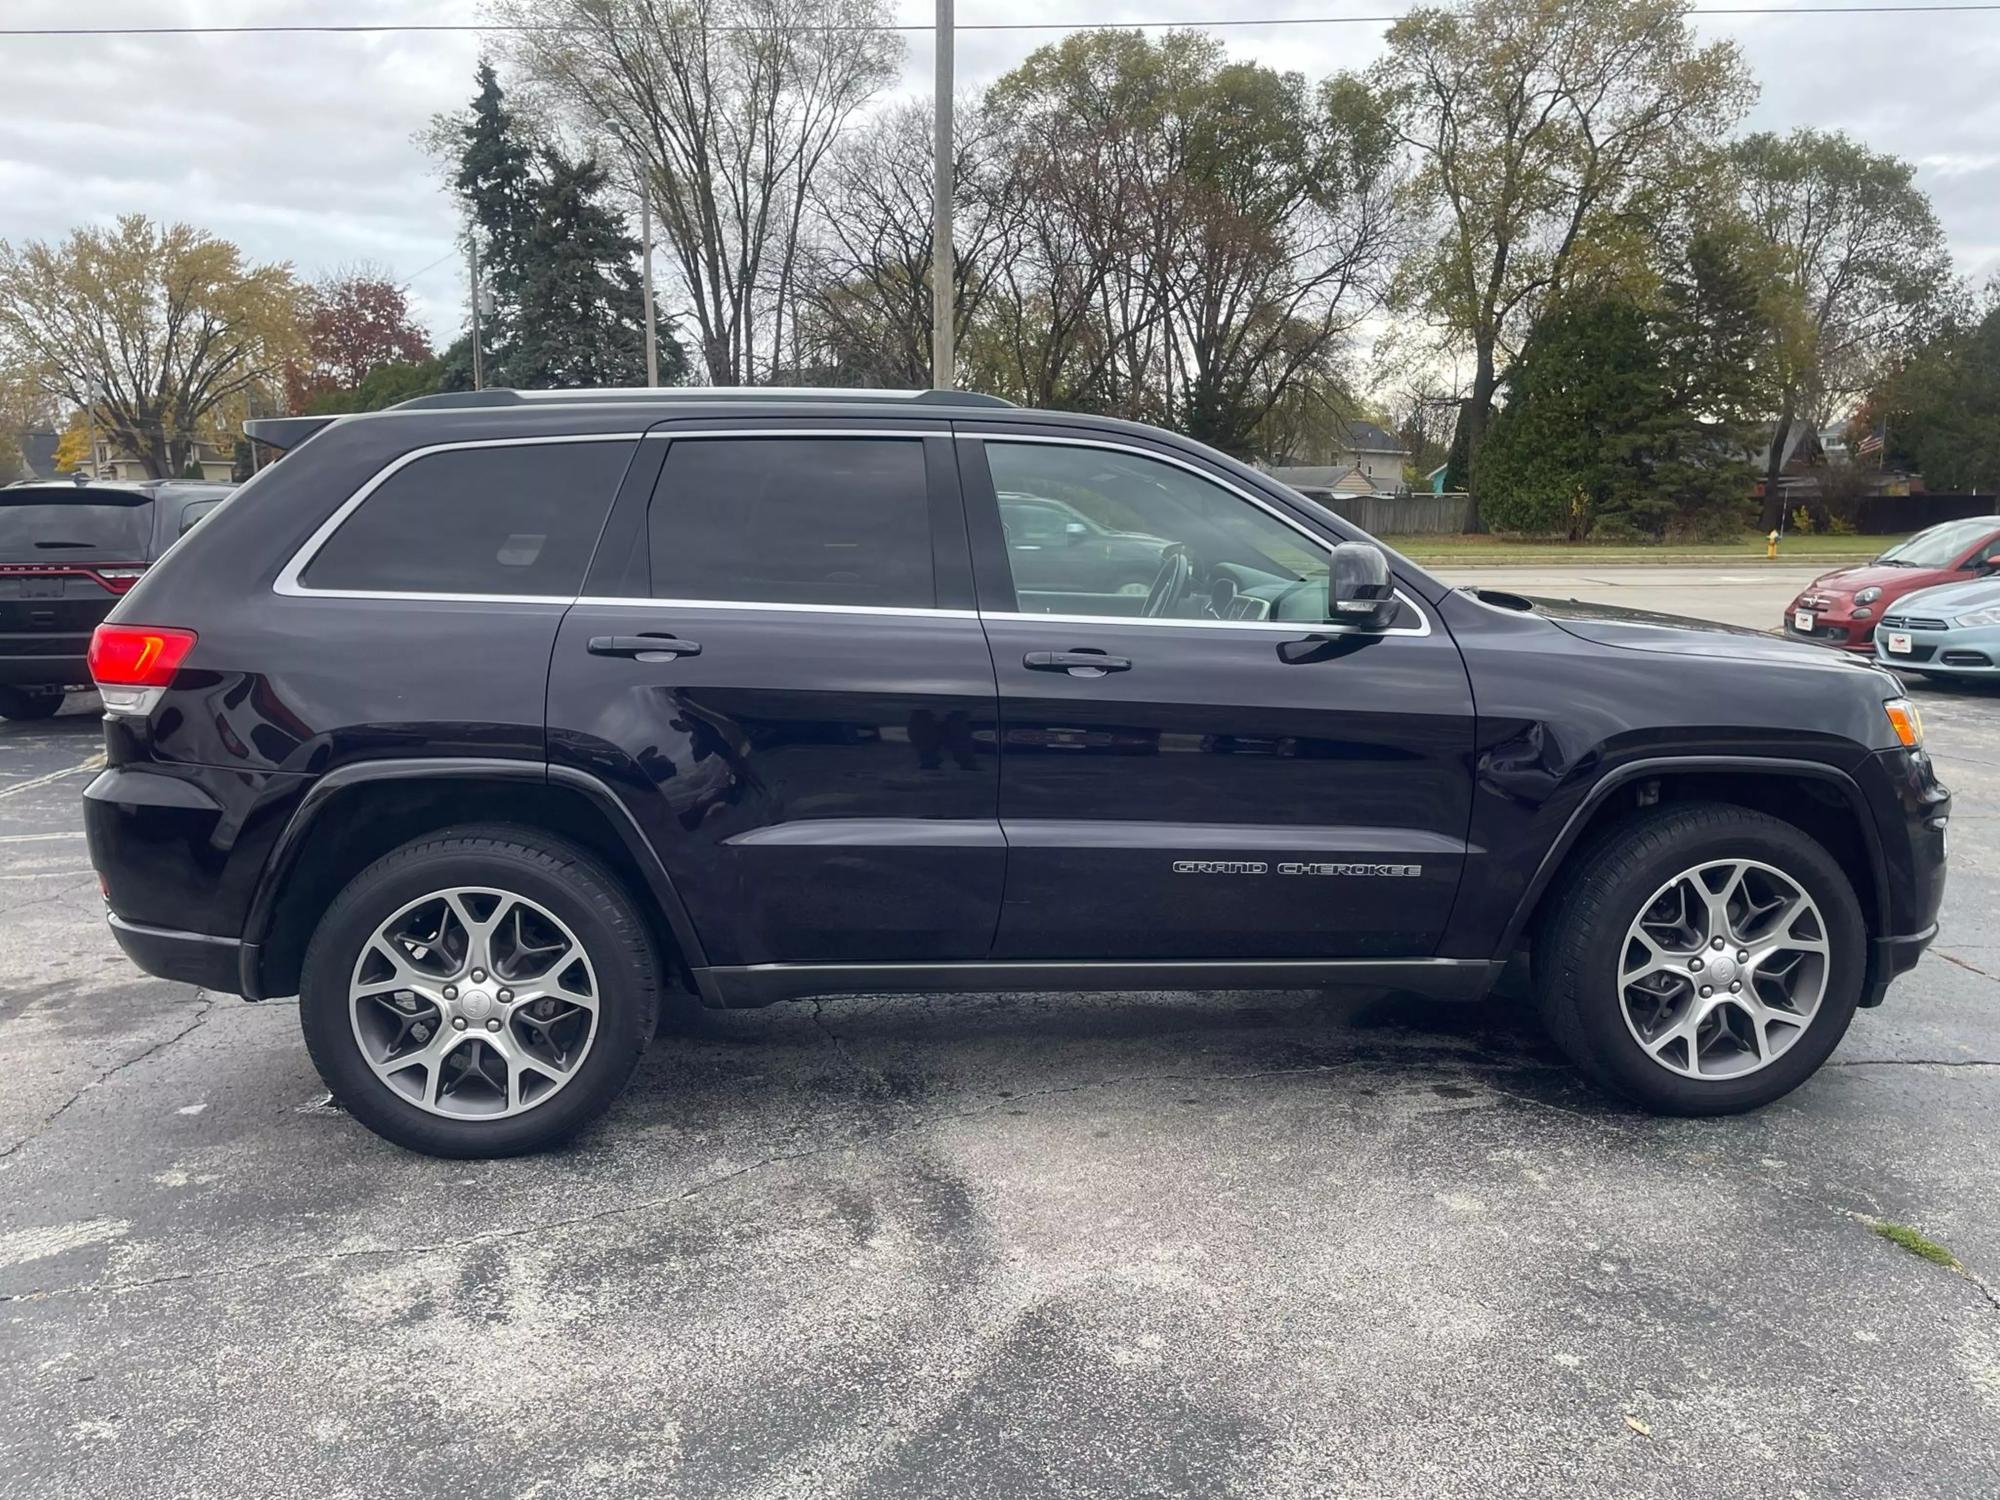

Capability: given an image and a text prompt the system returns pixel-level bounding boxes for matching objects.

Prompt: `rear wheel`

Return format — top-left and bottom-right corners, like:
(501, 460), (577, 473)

(0, 687), (64, 721)
(1534, 802), (1865, 1115)
(300, 825), (658, 1157)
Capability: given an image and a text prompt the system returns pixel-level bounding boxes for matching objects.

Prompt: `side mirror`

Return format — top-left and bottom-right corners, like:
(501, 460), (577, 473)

(1064, 521), (1089, 545)
(1326, 541), (1399, 632)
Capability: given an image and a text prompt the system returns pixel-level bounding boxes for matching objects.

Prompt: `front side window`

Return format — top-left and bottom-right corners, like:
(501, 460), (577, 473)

(984, 442), (1333, 623)
(301, 440), (633, 596)
(648, 437), (933, 608)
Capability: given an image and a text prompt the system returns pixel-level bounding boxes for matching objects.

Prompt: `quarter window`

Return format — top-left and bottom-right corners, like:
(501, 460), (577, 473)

(300, 440), (633, 596)
(984, 442), (1333, 624)
(648, 437), (934, 608)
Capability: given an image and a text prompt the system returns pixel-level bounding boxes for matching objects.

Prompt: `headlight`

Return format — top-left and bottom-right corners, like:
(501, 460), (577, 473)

(1884, 697), (1924, 749)
(1954, 608), (2000, 628)
(1854, 587), (1882, 605)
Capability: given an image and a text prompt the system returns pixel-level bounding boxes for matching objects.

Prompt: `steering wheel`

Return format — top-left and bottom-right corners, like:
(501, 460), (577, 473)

(1143, 547), (1194, 618)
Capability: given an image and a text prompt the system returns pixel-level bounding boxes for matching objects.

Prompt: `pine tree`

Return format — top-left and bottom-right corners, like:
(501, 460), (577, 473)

(452, 64), (685, 389)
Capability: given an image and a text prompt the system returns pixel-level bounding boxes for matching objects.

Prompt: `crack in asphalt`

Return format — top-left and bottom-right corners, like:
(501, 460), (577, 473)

(1934, 950), (2000, 984)
(0, 991), (218, 1163)
(0, 874), (98, 917)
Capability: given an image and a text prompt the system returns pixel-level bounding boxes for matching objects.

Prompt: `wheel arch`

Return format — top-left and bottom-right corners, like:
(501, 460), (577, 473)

(242, 758), (707, 999)
(1500, 756), (1888, 961)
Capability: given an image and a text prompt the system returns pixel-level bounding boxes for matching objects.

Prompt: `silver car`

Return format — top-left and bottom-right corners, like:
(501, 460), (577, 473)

(1875, 577), (2000, 682)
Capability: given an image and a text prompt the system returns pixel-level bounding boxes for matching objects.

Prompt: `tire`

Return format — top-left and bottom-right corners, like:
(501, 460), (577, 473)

(1533, 801), (1865, 1116)
(300, 824), (659, 1157)
(0, 688), (63, 721)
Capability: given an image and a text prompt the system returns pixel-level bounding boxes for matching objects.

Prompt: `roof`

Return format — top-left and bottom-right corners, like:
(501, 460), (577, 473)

(1337, 418), (1407, 454)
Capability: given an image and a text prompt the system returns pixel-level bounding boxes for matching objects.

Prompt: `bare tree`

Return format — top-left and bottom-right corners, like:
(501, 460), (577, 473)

(496, 0), (899, 384)
(793, 97), (1018, 387)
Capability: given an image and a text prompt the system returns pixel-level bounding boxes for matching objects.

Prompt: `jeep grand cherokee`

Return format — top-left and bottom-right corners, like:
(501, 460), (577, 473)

(80, 389), (1950, 1156)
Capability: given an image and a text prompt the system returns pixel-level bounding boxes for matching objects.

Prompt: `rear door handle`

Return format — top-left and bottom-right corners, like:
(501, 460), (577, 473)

(588, 634), (702, 660)
(1024, 650), (1131, 675)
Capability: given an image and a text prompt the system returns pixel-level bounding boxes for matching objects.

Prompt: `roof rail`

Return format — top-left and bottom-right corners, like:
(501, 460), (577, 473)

(389, 386), (1016, 411)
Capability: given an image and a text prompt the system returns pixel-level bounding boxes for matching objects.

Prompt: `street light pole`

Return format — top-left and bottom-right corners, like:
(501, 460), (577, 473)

(639, 166), (660, 387)
(931, 0), (954, 391)
(468, 227), (485, 392)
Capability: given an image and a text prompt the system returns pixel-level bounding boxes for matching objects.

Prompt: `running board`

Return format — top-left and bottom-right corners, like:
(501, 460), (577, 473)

(694, 957), (1504, 1010)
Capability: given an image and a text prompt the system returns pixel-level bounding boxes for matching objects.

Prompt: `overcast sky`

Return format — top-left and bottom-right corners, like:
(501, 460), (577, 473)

(5, 0), (1997, 353)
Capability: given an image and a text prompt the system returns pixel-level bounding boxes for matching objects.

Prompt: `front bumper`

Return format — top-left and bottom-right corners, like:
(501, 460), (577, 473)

(1874, 624), (2000, 676)
(1782, 613), (1874, 652)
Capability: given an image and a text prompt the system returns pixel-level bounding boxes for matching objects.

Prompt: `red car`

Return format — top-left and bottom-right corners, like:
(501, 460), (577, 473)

(1784, 515), (2000, 653)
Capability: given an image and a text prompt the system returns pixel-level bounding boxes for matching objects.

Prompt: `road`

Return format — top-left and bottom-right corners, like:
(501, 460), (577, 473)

(2, 587), (1998, 1498)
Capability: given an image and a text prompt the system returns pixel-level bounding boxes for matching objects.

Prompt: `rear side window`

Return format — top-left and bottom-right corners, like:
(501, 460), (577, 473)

(0, 499), (153, 561)
(300, 440), (633, 596)
(648, 437), (933, 608)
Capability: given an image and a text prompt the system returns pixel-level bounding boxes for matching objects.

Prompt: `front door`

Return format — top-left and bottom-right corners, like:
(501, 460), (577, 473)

(548, 425), (1003, 967)
(962, 433), (1476, 961)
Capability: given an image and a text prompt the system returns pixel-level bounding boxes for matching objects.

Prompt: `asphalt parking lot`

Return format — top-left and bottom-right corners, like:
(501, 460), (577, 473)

(3, 583), (1998, 1498)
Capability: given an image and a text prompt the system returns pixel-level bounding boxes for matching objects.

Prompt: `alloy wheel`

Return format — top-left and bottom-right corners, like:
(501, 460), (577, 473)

(347, 886), (600, 1119)
(1618, 859), (1830, 1080)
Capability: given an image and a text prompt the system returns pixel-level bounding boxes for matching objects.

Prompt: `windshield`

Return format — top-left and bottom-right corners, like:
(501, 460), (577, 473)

(0, 498), (153, 561)
(1877, 518), (1997, 568)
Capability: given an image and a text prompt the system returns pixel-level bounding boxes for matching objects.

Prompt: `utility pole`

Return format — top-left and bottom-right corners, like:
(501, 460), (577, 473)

(931, 0), (954, 391)
(468, 228), (485, 392)
(639, 166), (660, 387)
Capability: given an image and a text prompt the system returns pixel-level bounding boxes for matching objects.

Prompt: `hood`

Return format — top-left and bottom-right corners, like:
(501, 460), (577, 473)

(1799, 561), (1930, 596)
(1887, 577), (2000, 618)
(1486, 590), (1896, 677)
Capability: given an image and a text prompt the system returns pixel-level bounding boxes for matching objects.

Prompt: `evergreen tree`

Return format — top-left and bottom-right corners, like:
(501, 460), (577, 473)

(454, 62), (537, 382)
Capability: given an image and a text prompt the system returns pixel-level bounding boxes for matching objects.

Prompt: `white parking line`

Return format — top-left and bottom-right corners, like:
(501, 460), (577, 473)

(0, 756), (105, 803)
(0, 830), (87, 844)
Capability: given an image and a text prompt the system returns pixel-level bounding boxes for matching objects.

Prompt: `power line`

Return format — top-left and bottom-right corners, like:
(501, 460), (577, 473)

(3, 5), (1999, 36)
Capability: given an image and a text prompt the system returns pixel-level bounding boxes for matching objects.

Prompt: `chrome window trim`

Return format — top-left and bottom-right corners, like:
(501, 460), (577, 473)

(273, 432), (646, 600)
(573, 596), (978, 620)
(962, 432), (1432, 638)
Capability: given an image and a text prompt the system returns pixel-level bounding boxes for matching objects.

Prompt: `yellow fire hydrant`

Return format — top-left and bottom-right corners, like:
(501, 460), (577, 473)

(1767, 528), (1781, 560)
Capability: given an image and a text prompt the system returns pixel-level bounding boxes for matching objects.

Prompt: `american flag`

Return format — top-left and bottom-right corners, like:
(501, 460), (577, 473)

(1856, 426), (1884, 457)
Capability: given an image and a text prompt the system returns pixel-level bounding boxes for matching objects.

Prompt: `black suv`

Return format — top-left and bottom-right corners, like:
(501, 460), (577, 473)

(1, 477), (233, 719)
(80, 390), (1950, 1156)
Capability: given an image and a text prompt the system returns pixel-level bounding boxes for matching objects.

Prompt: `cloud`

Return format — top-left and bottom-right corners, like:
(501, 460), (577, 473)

(2, 0), (1994, 349)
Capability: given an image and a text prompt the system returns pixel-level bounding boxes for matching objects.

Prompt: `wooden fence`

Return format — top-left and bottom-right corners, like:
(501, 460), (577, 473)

(1303, 490), (1474, 536)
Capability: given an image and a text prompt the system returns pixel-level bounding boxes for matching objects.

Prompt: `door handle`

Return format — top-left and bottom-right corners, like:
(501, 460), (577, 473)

(588, 634), (702, 660)
(1024, 650), (1131, 675)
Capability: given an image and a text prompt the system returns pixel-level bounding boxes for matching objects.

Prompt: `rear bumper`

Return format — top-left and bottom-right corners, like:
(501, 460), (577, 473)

(0, 650), (90, 688)
(106, 913), (245, 993)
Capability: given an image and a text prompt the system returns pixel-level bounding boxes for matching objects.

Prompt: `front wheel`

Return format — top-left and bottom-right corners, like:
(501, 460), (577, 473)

(1534, 802), (1865, 1115)
(300, 825), (659, 1157)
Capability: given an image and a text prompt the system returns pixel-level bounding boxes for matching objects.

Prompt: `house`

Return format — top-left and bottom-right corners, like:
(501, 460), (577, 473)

(76, 431), (234, 483)
(1270, 417), (1412, 492)
(1269, 465), (1378, 499)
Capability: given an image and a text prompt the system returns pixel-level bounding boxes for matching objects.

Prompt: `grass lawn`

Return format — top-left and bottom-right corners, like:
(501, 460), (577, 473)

(1381, 531), (1896, 567)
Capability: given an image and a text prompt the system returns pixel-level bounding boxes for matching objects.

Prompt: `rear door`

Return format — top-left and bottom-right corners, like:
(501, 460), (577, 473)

(547, 421), (1003, 967)
(963, 431), (1477, 962)
(0, 490), (155, 678)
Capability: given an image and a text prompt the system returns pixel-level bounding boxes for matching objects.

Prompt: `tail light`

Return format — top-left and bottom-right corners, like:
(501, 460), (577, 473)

(88, 624), (197, 715)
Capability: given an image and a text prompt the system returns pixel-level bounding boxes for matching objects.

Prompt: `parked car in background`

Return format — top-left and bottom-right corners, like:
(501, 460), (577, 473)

(0, 478), (234, 719)
(1783, 515), (2000, 654)
(996, 490), (1169, 600)
(1874, 575), (2000, 682)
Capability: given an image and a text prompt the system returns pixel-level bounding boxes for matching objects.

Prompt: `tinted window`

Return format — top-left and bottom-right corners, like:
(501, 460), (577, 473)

(302, 440), (632, 595)
(0, 498), (153, 561)
(649, 438), (933, 607)
(984, 442), (1332, 622)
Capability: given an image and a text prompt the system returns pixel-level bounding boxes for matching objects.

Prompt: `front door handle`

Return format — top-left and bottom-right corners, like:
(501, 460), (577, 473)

(588, 633), (702, 660)
(1024, 650), (1131, 676)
